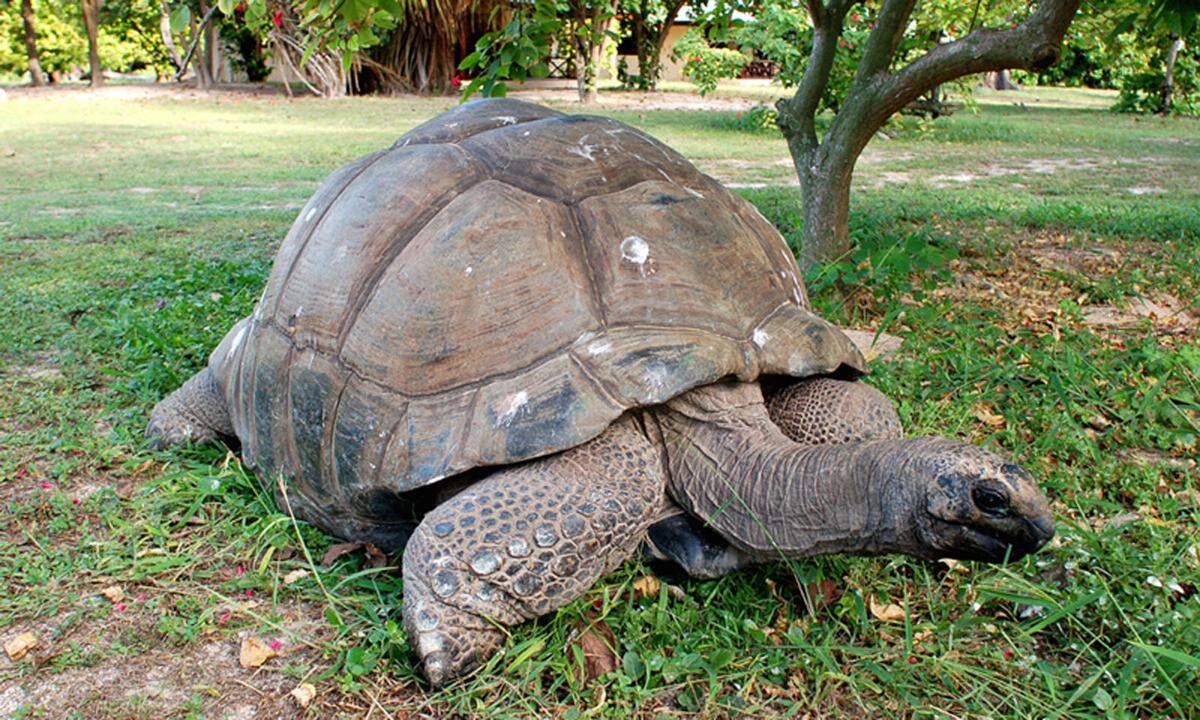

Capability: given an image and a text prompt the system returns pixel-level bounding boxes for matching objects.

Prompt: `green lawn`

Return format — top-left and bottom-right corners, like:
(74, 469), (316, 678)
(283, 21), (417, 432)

(0, 85), (1197, 718)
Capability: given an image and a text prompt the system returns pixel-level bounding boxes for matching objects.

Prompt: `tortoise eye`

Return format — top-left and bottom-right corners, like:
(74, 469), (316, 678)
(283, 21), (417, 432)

(972, 484), (1009, 516)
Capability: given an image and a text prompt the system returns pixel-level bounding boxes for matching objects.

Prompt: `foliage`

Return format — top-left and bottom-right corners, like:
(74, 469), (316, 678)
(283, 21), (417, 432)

(458, 0), (555, 98)
(669, 27), (746, 96)
(1113, 41), (1199, 116)
(0, 0), (85, 76)
(615, 0), (686, 90)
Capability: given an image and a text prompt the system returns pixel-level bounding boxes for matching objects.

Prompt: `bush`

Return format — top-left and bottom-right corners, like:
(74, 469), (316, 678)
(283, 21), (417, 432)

(1113, 40), (1199, 116)
(670, 28), (747, 96)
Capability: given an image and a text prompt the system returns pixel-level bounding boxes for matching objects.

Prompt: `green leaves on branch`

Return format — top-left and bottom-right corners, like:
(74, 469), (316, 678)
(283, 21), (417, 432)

(459, 1), (557, 98)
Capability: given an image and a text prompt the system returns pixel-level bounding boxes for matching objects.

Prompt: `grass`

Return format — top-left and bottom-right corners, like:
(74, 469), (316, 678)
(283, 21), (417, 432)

(0, 84), (1197, 718)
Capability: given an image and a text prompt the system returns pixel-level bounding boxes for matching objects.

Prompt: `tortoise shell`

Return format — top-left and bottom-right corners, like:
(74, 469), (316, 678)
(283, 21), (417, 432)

(210, 98), (864, 511)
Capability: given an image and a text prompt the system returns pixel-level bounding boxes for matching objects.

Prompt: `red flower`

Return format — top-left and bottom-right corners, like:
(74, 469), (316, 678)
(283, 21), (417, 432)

(907, 655), (918, 664)
(451, 75), (462, 88)
(235, 2), (245, 12)
(851, 13), (861, 21)
(114, 603), (127, 612)
(217, 612), (231, 626)
(272, 9), (283, 28)
(838, 39), (848, 47)
(39, 482), (53, 490)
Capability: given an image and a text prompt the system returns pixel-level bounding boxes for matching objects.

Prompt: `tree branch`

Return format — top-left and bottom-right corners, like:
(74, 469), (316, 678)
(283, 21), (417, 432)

(777, 0), (854, 156)
(174, 4), (219, 82)
(853, 0), (916, 81)
(871, 0), (1082, 123)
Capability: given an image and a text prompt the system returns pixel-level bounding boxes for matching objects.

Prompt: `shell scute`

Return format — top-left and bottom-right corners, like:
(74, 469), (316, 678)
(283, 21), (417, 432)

(340, 179), (597, 395)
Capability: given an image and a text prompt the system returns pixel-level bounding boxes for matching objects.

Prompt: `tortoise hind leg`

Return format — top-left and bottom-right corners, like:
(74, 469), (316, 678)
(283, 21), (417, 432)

(402, 416), (665, 686)
(146, 368), (234, 449)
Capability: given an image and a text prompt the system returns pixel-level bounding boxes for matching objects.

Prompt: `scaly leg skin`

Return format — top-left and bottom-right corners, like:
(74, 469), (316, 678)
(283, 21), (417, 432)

(766, 377), (902, 445)
(402, 416), (665, 686)
(645, 378), (902, 579)
(145, 367), (233, 449)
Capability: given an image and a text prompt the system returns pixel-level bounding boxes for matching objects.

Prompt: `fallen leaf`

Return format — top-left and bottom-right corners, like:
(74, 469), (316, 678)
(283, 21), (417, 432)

(4, 632), (37, 661)
(868, 596), (906, 623)
(290, 682), (316, 708)
(100, 585), (125, 603)
(938, 558), (969, 575)
(801, 579), (843, 611)
(632, 575), (660, 600)
(320, 542), (389, 569)
(320, 542), (363, 566)
(239, 636), (278, 668)
(282, 568), (310, 585)
(974, 404), (1005, 428)
(363, 543), (389, 569)
(571, 617), (618, 683)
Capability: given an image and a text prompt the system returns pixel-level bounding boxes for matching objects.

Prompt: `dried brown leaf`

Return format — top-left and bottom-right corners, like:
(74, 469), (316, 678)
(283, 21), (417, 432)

(282, 568), (310, 585)
(868, 596), (906, 623)
(321, 542), (363, 566)
(100, 585), (125, 603)
(974, 404), (1006, 428)
(632, 575), (660, 600)
(4, 632), (37, 661)
(802, 579), (843, 612)
(571, 617), (618, 683)
(238, 636), (277, 668)
(290, 682), (317, 708)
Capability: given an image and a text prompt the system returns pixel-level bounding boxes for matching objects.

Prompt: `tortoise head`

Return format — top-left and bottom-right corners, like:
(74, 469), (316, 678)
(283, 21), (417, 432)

(910, 442), (1055, 563)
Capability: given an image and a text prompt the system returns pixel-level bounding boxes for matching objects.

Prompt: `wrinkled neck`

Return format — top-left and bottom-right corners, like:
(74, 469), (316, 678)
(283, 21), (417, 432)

(651, 383), (939, 559)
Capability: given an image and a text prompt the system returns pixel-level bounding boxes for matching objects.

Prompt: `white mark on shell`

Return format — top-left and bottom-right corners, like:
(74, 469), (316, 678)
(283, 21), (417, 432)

(568, 143), (598, 162)
(303, 207), (317, 223)
(752, 328), (769, 347)
(496, 391), (529, 426)
(495, 116), (518, 125)
(229, 324), (247, 352)
(684, 187), (705, 198)
(522, 130), (531, 137)
(446, 121), (460, 128)
(620, 236), (650, 273)
(465, 266), (473, 275)
(587, 341), (612, 356)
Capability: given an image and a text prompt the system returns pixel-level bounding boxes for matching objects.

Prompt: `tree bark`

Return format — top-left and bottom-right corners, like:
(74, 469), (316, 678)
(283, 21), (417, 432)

(80, 0), (103, 88)
(985, 68), (1021, 90)
(20, 0), (46, 86)
(159, 2), (183, 73)
(191, 0), (214, 88)
(1159, 35), (1183, 114)
(778, 0), (1082, 267)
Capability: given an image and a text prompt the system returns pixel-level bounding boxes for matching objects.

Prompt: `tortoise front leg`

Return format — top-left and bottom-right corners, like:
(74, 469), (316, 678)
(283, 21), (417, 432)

(402, 416), (665, 686)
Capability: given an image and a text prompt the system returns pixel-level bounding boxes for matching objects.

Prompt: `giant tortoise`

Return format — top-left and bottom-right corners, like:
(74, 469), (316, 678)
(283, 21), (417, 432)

(148, 98), (1054, 685)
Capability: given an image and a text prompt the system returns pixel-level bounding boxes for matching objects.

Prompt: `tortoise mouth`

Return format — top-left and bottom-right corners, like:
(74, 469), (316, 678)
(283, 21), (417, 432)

(922, 516), (1053, 563)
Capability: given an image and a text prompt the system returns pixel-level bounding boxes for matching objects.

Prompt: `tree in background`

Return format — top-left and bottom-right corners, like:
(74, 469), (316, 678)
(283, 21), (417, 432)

(1109, 0), (1197, 115)
(617, 0), (688, 90)
(80, 0), (101, 85)
(459, 0), (617, 103)
(19, 0), (46, 84)
(768, 0), (1082, 266)
(357, 0), (500, 95)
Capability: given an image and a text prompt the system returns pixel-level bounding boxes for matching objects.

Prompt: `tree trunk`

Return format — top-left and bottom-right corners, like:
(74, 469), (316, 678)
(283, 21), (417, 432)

(985, 68), (1021, 90)
(1159, 35), (1183, 115)
(80, 0), (103, 88)
(20, 0), (46, 86)
(159, 2), (183, 73)
(192, 0), (214, 88)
